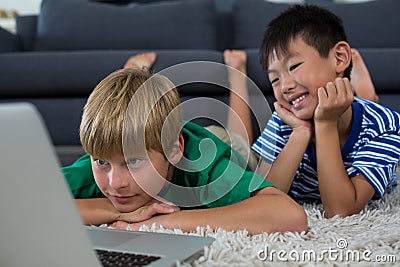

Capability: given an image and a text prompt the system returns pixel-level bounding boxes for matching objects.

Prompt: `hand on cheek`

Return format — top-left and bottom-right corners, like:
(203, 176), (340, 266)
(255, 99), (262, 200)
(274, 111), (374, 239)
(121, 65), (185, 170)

(274, 102), (312, 131)
(314, 78), (354, 123)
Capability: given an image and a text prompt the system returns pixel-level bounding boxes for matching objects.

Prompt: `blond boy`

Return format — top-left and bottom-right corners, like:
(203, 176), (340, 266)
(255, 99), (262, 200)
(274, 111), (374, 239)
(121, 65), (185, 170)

(62, 68), (307, 234)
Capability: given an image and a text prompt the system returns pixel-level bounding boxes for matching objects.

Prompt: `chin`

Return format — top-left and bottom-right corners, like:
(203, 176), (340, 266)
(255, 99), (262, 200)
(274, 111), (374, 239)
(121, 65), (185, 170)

(113, 202), (136, 213)
(293, 110), (313, 121)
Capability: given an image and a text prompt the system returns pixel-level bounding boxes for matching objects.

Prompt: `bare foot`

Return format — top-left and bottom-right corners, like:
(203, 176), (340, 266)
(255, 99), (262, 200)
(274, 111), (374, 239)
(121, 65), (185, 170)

(224, 49), (247, 75)
(351, 48), (379, 103)
(123, 52), (157, 70)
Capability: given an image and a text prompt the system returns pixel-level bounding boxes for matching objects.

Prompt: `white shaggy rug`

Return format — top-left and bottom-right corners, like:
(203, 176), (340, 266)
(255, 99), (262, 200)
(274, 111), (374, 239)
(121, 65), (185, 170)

(138, 185), (400, 266)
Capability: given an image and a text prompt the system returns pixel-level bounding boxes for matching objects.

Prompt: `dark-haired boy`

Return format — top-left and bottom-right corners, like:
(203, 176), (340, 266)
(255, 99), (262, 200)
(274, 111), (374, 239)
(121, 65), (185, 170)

(252, 5), (400, 218)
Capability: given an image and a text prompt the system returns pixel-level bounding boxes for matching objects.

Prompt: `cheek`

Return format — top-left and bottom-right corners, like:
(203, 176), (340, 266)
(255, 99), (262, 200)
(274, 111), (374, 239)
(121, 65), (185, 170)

(304, 64), (336, 89)
(92, 167), (108, 188)
(142, 163), (167, 185)
(273, 87), (291, 108)
(133, 166), (167, 197)
(273, 87), (283, 100)
(295, 72), (322, 98)
(148, 155), (170, 178)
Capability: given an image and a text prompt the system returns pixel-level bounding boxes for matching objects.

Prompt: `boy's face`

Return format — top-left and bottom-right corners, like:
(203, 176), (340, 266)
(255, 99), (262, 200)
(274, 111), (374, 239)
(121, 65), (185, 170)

(91, 150), (171, 213)
(267, 37), (339, 120)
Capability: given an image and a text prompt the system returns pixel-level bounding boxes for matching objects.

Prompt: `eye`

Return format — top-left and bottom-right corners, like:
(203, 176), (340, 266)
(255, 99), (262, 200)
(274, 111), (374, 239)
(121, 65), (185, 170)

(270, 77), (279, 84)
(268, 74), (279, 84)
(94, 159), (109, 166)
(289, 62), (302, 71)
(126, 158), (143, 167)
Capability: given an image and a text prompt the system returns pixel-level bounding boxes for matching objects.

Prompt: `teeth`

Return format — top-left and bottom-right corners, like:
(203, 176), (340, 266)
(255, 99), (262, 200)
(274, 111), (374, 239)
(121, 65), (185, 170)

(291, 95), (306, 105)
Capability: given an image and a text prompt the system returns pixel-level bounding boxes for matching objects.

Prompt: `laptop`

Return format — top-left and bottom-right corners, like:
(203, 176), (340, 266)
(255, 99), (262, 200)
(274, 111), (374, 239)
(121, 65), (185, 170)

(0, 102), (214, 267)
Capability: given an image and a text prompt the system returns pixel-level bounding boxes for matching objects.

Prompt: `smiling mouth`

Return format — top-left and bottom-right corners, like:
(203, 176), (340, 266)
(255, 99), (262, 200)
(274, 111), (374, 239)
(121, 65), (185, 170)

(291, 93), (308, 106)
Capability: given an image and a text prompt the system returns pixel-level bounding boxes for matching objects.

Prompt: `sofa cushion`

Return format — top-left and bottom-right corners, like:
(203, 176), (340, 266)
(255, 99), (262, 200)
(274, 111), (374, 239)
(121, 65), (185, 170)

(0, 49), (224, 97)
(0, 27), (20, 52)
(322, 0), (400, 48)
(232, 0), (291, 49)
(233, 0), (400, 49)
(357, 48), (400, 94)
(244, 49), (270, 95)
(35, 0), (217, 50)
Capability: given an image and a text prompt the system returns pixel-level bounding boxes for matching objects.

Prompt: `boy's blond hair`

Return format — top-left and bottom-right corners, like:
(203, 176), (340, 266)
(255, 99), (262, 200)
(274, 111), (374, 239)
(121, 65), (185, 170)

(80, 68), (182, 160)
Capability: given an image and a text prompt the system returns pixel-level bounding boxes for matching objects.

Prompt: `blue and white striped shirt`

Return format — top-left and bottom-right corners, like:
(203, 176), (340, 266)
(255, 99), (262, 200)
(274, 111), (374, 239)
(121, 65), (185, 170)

(252, 97), (400, 202)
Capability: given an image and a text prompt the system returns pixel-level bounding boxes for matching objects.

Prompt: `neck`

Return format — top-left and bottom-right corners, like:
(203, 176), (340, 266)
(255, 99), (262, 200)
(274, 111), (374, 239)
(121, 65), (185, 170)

(166, 163), (175, 182)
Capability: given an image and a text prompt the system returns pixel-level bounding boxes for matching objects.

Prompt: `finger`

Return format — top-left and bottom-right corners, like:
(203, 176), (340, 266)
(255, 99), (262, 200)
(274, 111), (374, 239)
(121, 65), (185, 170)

(334, 78), (346, 98)
(343, 78), (354, 98)
(122, 206), (159, 223)
(151, 202), (178, 213)
(153, 196), (180, 210)
(159, 202), (180, 211)
(275, 104), (288, 118)
(325, 82), (337, 98)
(110, 221), (138, 231)
(317, 87), (328, 104)
(127, 222), (141, 231)
(273, 101), (282, 111)
(109, 221), (129, 230)
(274, 101), (304, 128)
(273, 102), (284, 116)
(140, 202), (176, 217)
(273, 102), (290, 116)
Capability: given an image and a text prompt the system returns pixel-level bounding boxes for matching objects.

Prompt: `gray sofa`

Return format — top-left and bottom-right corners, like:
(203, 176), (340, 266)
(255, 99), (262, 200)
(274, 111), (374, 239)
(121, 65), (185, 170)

(1, 0), (399, 166)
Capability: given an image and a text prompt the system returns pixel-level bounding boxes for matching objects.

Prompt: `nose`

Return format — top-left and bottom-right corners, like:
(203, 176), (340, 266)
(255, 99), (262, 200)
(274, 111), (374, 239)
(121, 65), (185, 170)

(281, 73), (295, 94)
(108, 166), (130, 189)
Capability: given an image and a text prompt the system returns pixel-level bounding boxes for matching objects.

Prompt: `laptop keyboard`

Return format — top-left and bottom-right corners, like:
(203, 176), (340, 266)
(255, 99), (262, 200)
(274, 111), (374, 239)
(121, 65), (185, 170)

(95, 249), (161, 267)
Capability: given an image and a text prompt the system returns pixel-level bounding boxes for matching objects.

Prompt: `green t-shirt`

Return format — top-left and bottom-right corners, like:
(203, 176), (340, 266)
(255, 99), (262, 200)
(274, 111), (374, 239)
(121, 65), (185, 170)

(61, 121), (273, 208)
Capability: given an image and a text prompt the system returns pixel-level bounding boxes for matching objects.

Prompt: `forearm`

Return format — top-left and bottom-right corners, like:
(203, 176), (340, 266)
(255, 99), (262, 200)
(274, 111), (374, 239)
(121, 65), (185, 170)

(75, 198), (119, 226)
(142, 188), (308, 234)
(315, 123), (363, 217)
(267, 129), (311, 193)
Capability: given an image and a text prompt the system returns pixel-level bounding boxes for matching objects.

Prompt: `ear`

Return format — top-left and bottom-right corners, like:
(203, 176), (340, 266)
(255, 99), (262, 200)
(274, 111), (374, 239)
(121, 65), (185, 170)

(168, 134), (184, 165)
(333, 41), (352, 75)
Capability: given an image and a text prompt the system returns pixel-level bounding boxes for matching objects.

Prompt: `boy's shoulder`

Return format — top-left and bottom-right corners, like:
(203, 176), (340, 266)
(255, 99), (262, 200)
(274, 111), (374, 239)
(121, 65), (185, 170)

(355, 97), (399, 113)
(354, 97), (400, 132)
(181, 120), (210, 136)
(180, 121), (251, 167)
(181, 121), (232, 157)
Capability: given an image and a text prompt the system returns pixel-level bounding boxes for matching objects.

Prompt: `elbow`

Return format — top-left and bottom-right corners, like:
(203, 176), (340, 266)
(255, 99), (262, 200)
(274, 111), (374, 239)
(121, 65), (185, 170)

(323, 206), (362, 219)
(324, 210), (345, 219)
(252, 190), (308, 234)
(283, 205), (308, 233)
(250, 207), (308, 234)
(271, 202), (308, 233)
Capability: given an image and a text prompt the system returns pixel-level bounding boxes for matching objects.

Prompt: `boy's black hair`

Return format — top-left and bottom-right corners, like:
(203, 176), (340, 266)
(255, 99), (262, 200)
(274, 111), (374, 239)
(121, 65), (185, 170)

(259, 4), (352, 78)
